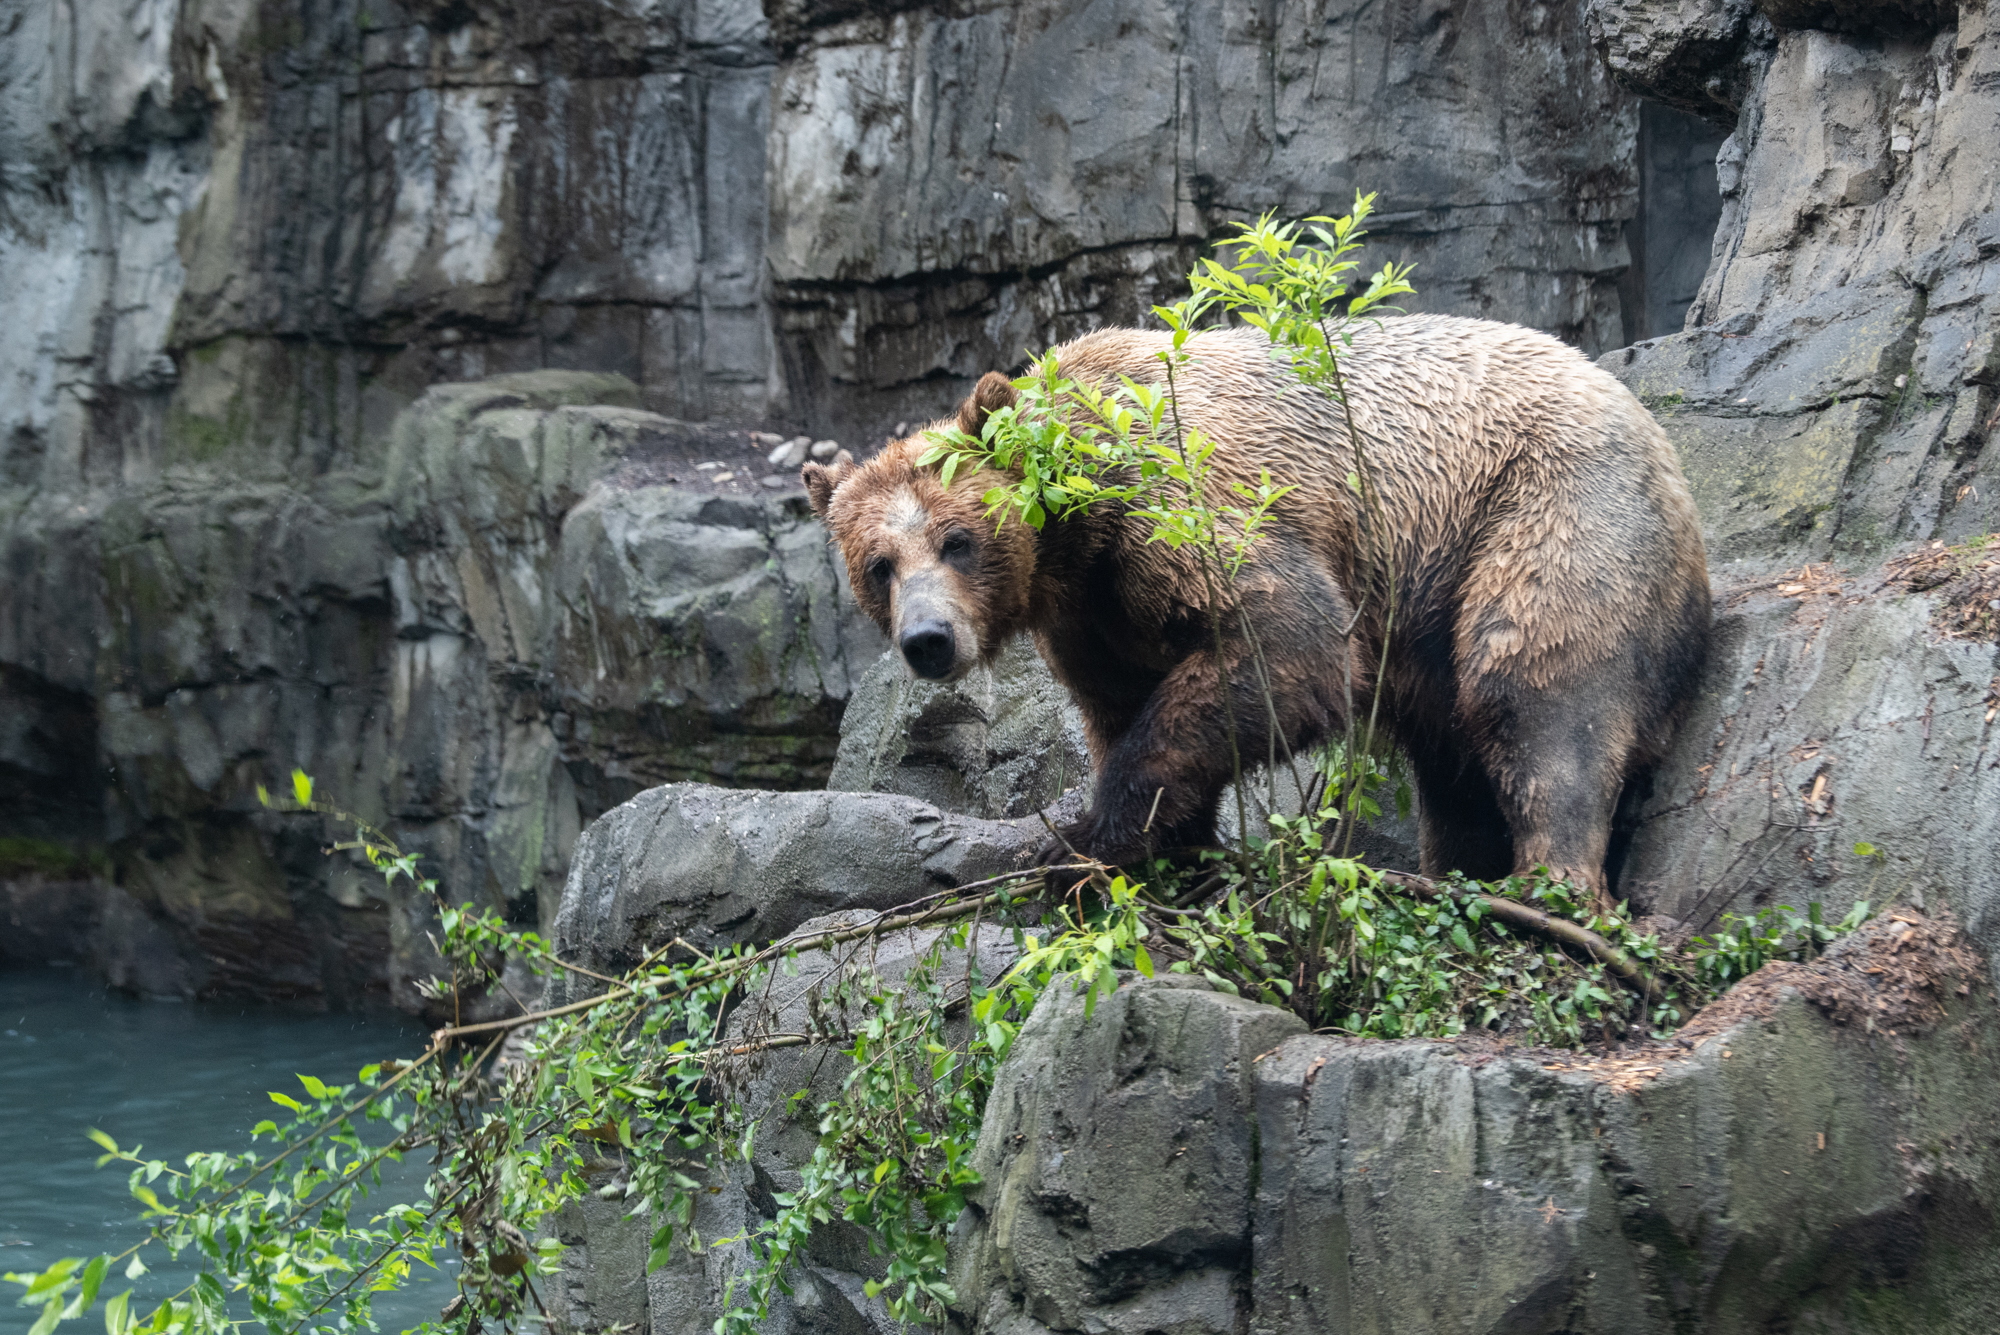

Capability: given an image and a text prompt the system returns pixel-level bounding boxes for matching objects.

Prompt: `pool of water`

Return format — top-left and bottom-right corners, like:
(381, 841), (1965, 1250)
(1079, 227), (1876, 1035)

(0, 968), (447, 1334)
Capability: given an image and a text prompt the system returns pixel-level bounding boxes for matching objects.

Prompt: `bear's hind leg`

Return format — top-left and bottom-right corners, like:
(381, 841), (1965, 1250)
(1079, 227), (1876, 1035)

(1463, 667), (1638, 908)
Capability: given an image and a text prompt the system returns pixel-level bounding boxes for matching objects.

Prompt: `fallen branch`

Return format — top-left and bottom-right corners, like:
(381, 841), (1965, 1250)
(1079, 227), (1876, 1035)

(1375, 870), (1667, 1005)
(430, 868), (1053, 1046)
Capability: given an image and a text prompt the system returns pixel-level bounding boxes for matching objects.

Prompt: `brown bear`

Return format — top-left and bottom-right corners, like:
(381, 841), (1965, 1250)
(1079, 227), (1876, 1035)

(803, 317), (1711, 900)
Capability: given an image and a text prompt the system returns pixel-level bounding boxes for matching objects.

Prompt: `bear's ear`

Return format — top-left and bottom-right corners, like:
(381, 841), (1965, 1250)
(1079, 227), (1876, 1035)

(955, 372), (1019, 440)
(801, 450), (857, 518)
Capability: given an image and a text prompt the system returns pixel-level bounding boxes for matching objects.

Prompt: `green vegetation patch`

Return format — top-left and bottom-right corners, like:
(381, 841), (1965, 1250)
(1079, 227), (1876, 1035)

(0, 836), (111, 880)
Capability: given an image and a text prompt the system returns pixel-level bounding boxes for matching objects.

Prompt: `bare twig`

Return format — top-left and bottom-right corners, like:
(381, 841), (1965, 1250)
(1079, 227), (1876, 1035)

(430, 873), (1056, 1045)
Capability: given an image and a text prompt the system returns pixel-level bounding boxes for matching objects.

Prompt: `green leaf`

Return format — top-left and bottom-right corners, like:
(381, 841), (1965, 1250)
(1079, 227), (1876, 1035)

(75, 1257), (107, 1315)
(85, 1129), (119, 1156)
(1132, 943), (1155, 979)
(267, 1091), (304, 1113)
(296, 1074), (328, 1101)
(1852, 841), (1878, 858)
(29, 1299), (60, 1335)
(103, 1292), (130, 1335)
(25, 1260), (82, 1298)
(290, 769), (312, 807)
(122, 1259), (145, 1282)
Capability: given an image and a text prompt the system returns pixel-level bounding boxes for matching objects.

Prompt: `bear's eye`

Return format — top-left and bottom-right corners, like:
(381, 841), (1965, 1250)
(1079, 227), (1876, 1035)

(867, 556), (894, 586)
(940, 530), (973, 560)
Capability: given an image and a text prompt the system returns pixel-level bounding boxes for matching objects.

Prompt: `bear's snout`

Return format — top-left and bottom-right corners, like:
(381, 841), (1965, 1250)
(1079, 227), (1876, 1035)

(900, 619), (957, 679)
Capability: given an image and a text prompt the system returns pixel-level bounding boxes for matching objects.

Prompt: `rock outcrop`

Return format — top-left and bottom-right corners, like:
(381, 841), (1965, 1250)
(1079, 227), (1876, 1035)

(1, 373), (883, 1004)
(544, 782), (1040, 1002)
(1593, 0), (2000, 973)
(550, 910), (1022, 1335)
(949, 916), (2000, 1335)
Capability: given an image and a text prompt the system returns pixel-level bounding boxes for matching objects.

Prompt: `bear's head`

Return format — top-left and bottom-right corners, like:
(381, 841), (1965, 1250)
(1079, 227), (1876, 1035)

(802, 373), (1034, 682)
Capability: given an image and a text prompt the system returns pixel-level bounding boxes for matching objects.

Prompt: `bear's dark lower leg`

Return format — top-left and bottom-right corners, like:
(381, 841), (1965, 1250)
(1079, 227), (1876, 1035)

(1053, 642), (1335, 867)
(1468, 677), (1636, 907)
(1406, 748), (1514, 884)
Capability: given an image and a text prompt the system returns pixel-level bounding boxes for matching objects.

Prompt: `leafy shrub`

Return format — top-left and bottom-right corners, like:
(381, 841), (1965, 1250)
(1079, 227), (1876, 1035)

(1688, 900), (1871, 987)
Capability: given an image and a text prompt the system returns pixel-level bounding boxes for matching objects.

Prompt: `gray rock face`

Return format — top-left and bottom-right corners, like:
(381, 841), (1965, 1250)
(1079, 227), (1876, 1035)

(1623, 582), (2000, 976)
(1586, 1), (2000, 977)
(1597, 9), (1999, 568)
(1, 0), (1713, 1002)
(0, 0), (1684, 492)
(830, 638), (1090, 820)
(548, 908), (1021, 1335)
(948, 918), (2000, 1335)
(0, 373), (882, 1005)
(949, 976), (1308, 1335)
(769, 0), (1659, 433)
(1587, 0), (1773, 123)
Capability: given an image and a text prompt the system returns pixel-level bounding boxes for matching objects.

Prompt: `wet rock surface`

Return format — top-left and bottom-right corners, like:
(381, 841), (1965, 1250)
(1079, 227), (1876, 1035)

(945, 916), (2000, 1335)
(949, 976), (1308, 1335)
(1595, 0), (2000, 976)
(0, 373), (882, 1005)
(553, 911), (1022, 1335)
(544, 783), (1040, 1005)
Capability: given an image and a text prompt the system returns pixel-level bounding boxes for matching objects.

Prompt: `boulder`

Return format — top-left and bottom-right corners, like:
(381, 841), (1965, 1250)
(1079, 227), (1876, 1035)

(830, 638), (1090, 820)
(545, 784), (1041, 1002)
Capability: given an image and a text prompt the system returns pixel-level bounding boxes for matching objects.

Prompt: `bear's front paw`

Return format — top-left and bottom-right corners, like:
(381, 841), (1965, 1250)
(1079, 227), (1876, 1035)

(1031, 813), (1150, 872)
(1031, 831), (1093, 871)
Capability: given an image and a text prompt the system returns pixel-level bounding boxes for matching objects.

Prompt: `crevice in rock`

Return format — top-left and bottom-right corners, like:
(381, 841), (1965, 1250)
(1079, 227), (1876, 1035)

(1616, 101), (1729, 347)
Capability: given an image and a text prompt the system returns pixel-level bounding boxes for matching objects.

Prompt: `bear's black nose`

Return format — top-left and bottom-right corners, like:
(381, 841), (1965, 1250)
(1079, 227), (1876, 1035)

(901, 620), (956, 679)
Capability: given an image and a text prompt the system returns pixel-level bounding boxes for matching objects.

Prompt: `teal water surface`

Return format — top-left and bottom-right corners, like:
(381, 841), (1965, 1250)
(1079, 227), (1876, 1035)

(0, 969), (445, 1334)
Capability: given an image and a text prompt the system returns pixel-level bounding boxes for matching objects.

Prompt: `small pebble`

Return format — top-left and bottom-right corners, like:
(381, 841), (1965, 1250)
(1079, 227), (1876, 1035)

(711, 471), (734, 484)
(696, 461), (720, 470)
(767, 437), (810, 468)
(761, 475), (789, 489)
(810, 439), (841, 459)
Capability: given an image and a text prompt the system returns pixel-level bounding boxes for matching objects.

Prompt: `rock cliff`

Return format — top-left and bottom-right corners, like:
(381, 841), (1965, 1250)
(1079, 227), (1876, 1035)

(2, 372), (885, 1004)
(950, 917), (2000, 1335)
(1594, 0), (2000, 971)
(2, 0), (1721, 1000)
(526, 0), (2000, 1324)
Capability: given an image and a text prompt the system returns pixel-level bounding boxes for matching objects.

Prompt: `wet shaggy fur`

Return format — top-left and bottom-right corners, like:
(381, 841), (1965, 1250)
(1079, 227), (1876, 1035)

(804, 317), (1712, 897)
